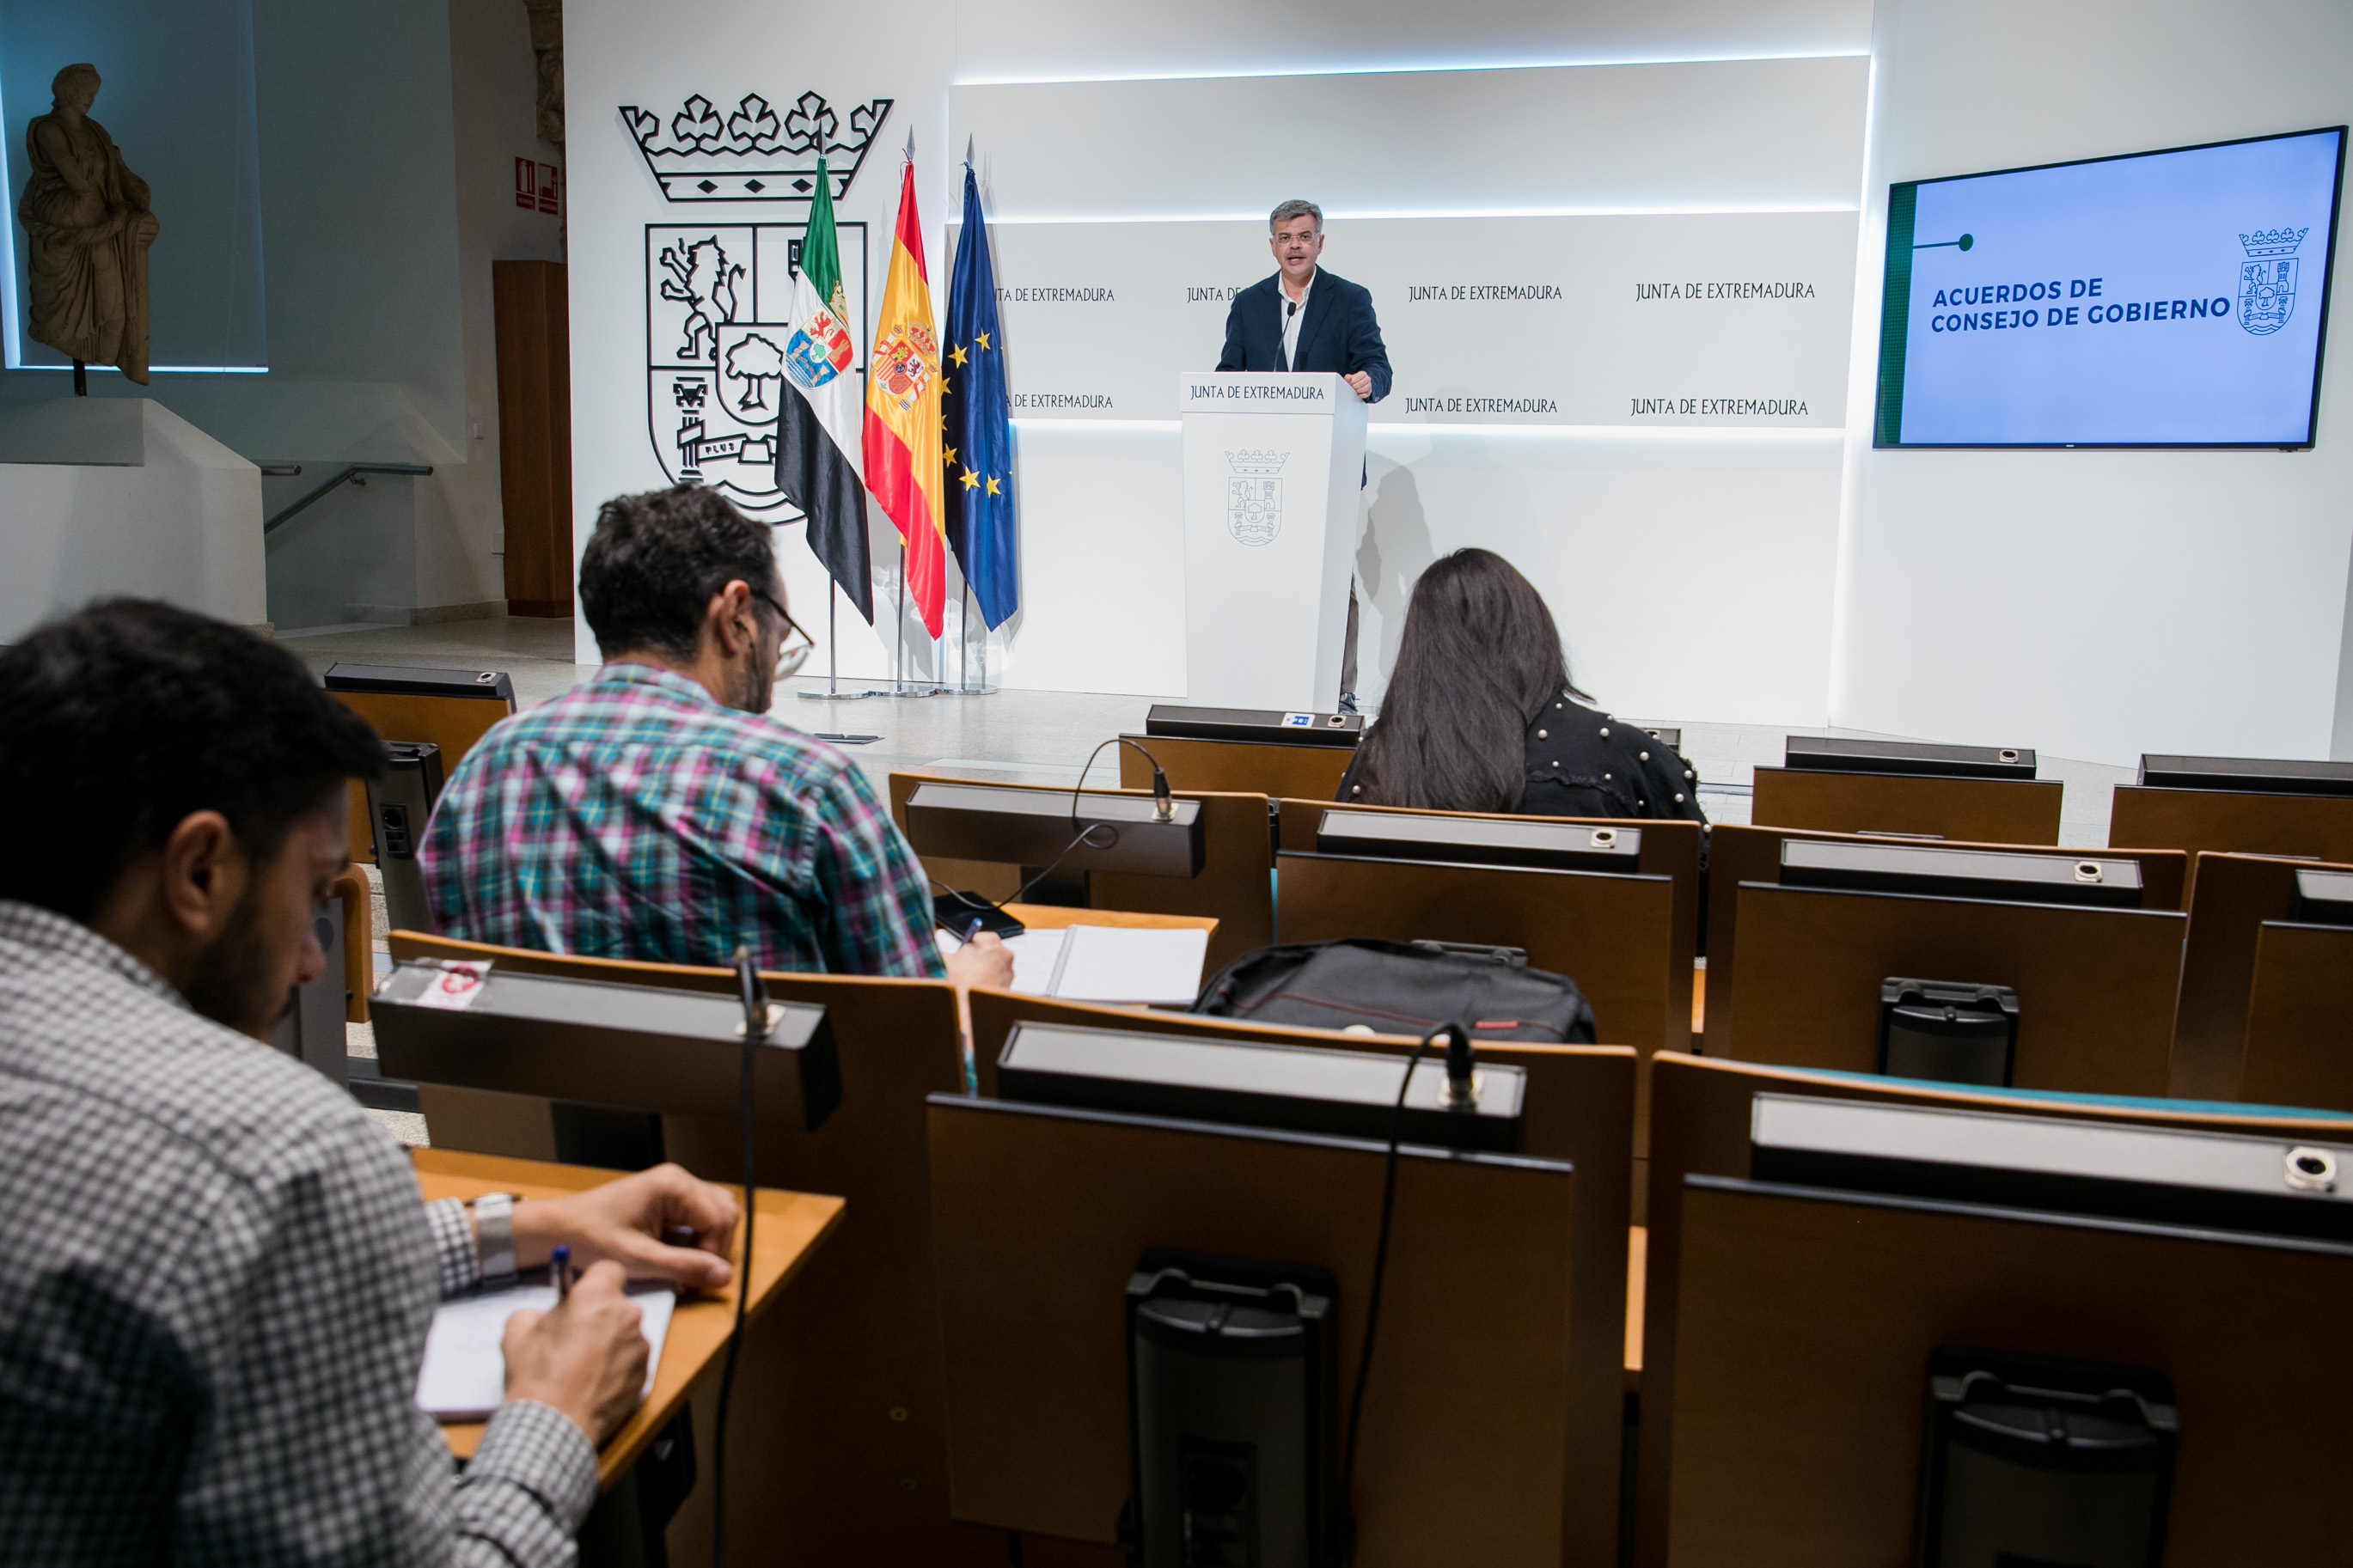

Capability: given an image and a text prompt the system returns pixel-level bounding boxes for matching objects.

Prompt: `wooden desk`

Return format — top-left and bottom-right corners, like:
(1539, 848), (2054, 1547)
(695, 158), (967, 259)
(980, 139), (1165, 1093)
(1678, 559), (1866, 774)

(998, 902), (1219, 937)
(1625, 1225), (1647, 1391)
(413, 1149), (844, 1489)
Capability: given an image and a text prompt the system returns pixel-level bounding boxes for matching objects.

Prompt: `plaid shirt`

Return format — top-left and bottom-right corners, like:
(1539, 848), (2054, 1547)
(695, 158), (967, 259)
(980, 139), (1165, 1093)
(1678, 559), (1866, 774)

(0, 901), (597, 1565)
(421, 662), (944, 979)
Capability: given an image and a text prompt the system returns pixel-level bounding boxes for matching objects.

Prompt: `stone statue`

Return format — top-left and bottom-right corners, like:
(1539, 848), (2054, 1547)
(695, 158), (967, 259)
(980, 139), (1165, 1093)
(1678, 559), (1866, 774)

(18, 64), (158, 387)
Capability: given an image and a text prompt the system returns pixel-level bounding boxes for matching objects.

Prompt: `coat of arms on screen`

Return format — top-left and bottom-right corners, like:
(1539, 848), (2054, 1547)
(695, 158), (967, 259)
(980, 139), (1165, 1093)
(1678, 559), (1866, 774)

(2238, 227), (2306, 337)
(620, 91), (891, 204)
(1225, 449), (1287, 547)
(645, 223), (867, 513)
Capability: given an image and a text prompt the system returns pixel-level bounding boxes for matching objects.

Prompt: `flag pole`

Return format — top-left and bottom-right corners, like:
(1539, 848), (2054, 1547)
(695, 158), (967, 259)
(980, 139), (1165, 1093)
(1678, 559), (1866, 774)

(795, 578), (880, 701)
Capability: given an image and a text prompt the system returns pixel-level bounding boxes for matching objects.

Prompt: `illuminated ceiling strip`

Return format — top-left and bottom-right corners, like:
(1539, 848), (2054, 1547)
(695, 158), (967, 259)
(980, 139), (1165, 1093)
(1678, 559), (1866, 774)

(16, 363), (270, 375)
(981, 203), (1859, 225)
(955, 48), (1869, 88)
(1011, 418), (1845, 440)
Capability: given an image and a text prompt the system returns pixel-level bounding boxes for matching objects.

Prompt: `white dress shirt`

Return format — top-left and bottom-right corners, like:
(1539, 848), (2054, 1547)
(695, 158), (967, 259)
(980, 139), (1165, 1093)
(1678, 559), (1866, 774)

(1277, 272), (1313, 370)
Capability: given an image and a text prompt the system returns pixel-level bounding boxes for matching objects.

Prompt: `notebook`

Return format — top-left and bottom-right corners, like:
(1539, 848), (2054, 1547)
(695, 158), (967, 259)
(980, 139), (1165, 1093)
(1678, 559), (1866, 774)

(416, 1277), (677, 1421)
(938, 924), (1207, 1004)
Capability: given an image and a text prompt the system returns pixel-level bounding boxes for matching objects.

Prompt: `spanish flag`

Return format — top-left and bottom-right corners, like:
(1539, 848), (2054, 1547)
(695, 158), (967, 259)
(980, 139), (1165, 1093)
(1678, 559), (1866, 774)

(862, 160), (948, 638)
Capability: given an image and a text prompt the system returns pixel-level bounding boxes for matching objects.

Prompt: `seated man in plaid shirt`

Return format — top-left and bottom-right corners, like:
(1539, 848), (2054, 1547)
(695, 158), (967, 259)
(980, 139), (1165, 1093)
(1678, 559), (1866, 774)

(421, 485), (1011, 989)
(0, 600), (746, 1563)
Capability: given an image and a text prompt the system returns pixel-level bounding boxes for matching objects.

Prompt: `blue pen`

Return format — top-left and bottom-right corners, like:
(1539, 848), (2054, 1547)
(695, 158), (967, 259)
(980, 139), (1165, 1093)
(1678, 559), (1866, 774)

(552, 1245), (571, 1305)
(963, 917), (985, 944)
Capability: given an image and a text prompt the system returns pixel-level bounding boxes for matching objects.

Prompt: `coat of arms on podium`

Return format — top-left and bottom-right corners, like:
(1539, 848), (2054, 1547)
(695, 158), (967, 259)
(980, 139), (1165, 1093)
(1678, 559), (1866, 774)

(2238, 226), (2307, 337)
(1225, 449), (1288, 546)
(645, 222), (866, 514)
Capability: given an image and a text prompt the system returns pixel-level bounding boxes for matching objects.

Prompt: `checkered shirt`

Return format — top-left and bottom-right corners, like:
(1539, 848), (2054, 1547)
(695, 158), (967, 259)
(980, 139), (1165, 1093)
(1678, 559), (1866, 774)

(420, 662), (944, 978)
(0, 901), (597, 1565)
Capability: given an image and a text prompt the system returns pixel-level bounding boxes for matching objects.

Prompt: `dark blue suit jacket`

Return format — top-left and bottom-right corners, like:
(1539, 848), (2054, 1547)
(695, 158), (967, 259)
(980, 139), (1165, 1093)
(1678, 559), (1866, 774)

(1216, 269), (1391, 402)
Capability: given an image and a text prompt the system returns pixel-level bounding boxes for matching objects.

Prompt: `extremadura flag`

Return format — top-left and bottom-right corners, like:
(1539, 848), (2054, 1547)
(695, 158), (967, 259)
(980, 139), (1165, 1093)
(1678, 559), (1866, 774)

(775, 156), (872, 621)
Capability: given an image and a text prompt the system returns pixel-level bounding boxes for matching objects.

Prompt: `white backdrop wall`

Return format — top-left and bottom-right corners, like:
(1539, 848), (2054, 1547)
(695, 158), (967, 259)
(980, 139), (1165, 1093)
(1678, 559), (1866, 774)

(1833, 0), (2353, 765)
(565, 4), (1871, 718)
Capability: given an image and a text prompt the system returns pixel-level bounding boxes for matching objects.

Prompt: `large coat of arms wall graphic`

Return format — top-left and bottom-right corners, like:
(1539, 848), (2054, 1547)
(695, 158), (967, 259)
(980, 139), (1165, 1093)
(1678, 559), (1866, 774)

(629, 91), (884, 515)
(645, 223), (868, 515)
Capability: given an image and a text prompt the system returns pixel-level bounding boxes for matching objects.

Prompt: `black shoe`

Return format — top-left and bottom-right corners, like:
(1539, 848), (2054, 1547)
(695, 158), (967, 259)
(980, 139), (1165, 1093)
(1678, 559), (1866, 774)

(1336, 692), (1360, 715)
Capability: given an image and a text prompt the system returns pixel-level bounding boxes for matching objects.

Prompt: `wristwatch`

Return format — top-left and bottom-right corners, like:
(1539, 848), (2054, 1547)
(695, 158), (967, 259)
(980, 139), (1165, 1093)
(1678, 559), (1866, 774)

(472, 1192), (518, 1284)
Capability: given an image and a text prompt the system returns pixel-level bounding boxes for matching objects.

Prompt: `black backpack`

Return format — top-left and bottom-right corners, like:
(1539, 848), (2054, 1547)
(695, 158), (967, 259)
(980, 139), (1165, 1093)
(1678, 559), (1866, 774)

(1191, 939), (1597, 1044)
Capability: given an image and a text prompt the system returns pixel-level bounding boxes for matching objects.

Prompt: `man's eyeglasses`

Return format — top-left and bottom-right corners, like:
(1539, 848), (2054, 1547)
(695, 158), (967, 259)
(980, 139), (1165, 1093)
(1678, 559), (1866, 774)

(749, 586), (814, 679)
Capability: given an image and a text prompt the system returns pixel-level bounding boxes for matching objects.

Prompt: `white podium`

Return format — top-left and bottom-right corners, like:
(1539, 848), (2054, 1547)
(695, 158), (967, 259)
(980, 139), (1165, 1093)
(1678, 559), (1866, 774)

(1179, 371), (1368, 711)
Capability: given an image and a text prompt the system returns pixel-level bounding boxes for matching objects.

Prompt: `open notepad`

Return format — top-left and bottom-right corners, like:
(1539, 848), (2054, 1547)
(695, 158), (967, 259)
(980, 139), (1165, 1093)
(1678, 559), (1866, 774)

(938, 923), (1208, 1005)
(416, 1278), (677, 1421)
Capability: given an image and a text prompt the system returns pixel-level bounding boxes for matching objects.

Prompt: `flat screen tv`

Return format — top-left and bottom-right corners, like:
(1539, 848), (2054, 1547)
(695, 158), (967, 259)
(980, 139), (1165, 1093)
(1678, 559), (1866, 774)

(1874, 126), (2346, 448)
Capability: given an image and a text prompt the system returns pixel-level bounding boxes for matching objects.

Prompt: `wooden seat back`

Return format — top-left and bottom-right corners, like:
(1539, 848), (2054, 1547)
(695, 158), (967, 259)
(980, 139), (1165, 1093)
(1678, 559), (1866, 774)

(1634, 1050), (2353, 1568)
(2240, 920), (2353, 1113)
(1118, 731), (1353, 800)
(384, 932), (977, 1568)
(2110, 783), (2353, 874)
(2170, 851), (2353, 1098)
(1280, 799), (1703, 1051)
(1702, 823), (2189, 1058)
(1751, 764), (2063, 844)
(930, 1096), (1585, 1567)
(1720, 881), (2184, 1095)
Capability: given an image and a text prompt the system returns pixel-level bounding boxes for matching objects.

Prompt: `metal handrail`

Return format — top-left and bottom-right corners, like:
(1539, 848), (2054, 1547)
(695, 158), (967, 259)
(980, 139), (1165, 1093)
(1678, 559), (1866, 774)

(262, 462), (434, 536)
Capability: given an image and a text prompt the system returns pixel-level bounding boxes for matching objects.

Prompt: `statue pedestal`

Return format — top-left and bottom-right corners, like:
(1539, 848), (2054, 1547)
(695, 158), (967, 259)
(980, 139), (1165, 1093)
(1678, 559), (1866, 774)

(0, 398), (265, 639)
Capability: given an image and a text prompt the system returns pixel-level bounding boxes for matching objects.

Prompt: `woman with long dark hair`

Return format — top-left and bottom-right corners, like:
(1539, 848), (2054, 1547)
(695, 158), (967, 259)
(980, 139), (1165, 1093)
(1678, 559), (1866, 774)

(1336, 548), (1706, 821)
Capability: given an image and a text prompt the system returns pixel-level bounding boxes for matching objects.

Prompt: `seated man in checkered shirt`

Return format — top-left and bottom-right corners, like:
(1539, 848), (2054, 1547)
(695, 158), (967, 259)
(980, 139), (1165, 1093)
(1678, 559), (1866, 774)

(419, 484), (1014, 989)
(0, 600), (746, 1565)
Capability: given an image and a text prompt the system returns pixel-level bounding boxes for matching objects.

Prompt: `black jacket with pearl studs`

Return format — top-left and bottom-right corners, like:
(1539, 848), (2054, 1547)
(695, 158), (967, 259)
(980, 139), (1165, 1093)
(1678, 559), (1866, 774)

(1516, 693), (1708, 824)
(1335, 692), (1708, 824)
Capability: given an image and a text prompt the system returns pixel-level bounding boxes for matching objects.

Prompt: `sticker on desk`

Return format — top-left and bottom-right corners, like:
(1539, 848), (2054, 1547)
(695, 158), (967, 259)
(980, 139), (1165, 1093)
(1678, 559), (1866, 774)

(412, 960), (492, 1010)
(1280, 712), (1316, 728)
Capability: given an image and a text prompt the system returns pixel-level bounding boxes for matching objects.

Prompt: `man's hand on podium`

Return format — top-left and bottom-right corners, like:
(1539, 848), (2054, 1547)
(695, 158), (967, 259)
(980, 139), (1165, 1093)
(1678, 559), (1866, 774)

(1343, 370), (1372, 401)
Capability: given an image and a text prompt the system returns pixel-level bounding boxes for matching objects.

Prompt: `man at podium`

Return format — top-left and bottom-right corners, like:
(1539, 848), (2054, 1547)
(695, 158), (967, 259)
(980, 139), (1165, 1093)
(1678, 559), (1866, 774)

(1218, 199), (1391, 708)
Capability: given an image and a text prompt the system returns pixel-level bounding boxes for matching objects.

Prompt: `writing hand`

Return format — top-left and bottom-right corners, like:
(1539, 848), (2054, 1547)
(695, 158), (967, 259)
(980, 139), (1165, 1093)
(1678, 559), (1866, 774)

(947, 929), (1015, 990)
(502, 1260), (648, 1443)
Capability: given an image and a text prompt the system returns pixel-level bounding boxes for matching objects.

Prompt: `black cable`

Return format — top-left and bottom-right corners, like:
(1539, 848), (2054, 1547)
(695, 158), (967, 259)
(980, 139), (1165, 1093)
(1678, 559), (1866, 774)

(1334, 1021), (1464, 1565)
(927, 736), (1173, 924)
(1069, 735), (1174, 829)
(713, 946), (767, 1568)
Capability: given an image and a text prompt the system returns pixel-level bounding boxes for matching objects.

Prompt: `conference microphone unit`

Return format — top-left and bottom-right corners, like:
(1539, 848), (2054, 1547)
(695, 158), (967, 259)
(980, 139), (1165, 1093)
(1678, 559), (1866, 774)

(995, 1022), (1525, 1153)
(1784, 735), (2037, 780)
(372, 959), (838, 1129)
(2136, 753), (2353, 797)
(1145, 704), (1363, 748)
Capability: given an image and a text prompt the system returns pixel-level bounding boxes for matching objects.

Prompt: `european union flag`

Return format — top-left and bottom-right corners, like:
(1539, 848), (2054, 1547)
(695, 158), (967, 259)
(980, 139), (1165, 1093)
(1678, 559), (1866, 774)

(941, 164), (1018, 630)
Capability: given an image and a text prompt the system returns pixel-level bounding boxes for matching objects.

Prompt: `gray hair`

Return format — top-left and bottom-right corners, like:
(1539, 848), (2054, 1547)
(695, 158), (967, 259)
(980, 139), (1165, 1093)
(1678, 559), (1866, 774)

(1269, 199), (1323, 233)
